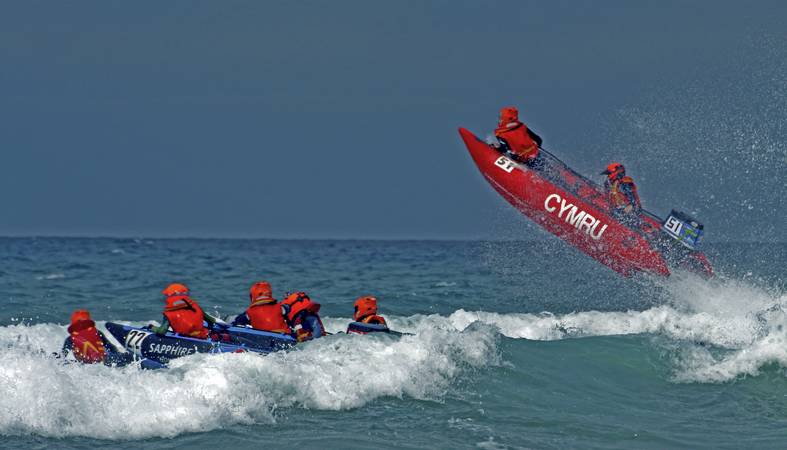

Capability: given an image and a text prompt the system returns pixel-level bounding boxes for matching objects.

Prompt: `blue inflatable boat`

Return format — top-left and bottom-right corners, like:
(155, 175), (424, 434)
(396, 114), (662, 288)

(346, 321), (405, 336)
(105, 322), (296, 364)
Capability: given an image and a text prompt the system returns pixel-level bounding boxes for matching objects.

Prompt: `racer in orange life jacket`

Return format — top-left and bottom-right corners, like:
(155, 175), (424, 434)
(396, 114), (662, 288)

(281, 292), (326, 342)
(493, 106), (543, 163)
(62, 309), (109, 364)
(353, 296), (387, 325)
(601, 162), (641, 216)
(347, 296), (389, 334)
(61, 309), (147, 366)
(231, 281), (293, 335)
(151, 283), (215, 339)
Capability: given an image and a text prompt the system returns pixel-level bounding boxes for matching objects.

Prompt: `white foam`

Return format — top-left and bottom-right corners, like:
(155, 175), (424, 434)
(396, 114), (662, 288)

(35, 273), (65, 280)
(673, 327), (787, 383)
(0, 320), (499, 439)
(1, 272), (784, 439)
(657, 274), (787, 382)
(379, 273), (785, 384)
(368, 305), (761, 349)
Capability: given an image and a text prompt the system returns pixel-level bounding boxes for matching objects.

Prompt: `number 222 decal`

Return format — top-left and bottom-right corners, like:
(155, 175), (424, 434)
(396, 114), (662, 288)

(494, 156), (516, 173)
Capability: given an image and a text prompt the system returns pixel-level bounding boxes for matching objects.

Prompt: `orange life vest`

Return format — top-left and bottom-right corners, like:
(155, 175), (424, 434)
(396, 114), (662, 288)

(360, 314), (387, 326)
(246, 302), (292, 334)
(282, 293), (325, 340)
(163, 295), (209, 339)
(495, 122), (539, 161)
(282, 293), (321, 323)
(609, 176), (640, 209)
(68, 320), (106, 364)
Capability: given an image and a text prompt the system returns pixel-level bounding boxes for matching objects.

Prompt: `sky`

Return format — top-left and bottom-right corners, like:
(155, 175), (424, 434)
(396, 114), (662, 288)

(1, 1), (785, 241)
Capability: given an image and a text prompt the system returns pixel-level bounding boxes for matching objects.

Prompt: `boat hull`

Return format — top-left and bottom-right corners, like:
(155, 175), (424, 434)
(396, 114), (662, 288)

(459, 127), (712, 277)
(105, 322), (296, 364)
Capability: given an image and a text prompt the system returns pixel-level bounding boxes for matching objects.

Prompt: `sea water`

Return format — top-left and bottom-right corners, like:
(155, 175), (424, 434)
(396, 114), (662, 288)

(1, 237), (786, 449)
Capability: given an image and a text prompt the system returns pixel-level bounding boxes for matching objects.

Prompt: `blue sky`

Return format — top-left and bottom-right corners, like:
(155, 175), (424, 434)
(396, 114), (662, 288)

(1, 1), (785, 241)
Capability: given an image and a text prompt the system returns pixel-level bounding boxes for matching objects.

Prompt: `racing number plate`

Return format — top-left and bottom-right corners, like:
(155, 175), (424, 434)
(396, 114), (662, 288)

(124, 329), (152, 356)
(494, 156), (516, 173)
(663, 215), (683, 237)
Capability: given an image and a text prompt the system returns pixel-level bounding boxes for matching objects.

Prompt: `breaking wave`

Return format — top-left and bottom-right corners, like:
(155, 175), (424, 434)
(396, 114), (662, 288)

(1, 273), (785, 439)
(389, 273), (787, 384)
(0, 320), (499, 439)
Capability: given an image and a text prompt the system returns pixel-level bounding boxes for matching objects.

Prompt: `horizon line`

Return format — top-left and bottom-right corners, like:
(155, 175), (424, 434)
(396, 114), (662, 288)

(0, 233), (783, 245)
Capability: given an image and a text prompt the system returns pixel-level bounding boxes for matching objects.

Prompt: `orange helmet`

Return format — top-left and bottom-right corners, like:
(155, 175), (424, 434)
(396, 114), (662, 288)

(250, 281), (274, 305)
(70, 309), (92, 325)
(601, 162), (625, 180)
(498, 106), (519, 126)
(353, 296), (378, 321)
(162, 283), (189, 297)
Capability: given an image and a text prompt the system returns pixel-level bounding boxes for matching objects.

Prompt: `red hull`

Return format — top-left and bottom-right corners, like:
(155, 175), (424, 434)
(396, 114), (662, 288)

(459, 127), (712, 277)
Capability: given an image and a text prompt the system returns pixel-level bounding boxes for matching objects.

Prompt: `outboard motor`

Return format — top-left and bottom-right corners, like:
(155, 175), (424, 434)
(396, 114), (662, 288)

(661, 210), (704, 250)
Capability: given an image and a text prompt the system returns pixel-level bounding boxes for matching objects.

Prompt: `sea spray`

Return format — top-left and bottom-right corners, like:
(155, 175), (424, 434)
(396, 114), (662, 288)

(0, 320), (500, 439)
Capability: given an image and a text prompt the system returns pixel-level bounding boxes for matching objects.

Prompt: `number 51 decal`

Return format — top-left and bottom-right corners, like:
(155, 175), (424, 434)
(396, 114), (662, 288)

(494, 156), (516, 173)
(664, 216), (683, 236)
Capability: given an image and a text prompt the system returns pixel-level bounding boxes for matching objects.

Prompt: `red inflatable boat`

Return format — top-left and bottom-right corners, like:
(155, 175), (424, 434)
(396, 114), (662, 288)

(459, 127), (713, 277)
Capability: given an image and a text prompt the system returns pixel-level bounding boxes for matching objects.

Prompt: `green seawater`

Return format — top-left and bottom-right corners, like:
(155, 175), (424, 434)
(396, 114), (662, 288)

(1, 238), (786, 449)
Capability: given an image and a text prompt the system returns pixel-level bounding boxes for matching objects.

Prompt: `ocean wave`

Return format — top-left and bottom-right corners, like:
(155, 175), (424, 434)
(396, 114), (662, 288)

(34, 273), (65, 280)
(412, 304), (766, 348)
(0, 272), (784, 439)
(379, 273), (785, 384)
(0, 321), (500, 439)
(672, 329), (787, 383)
